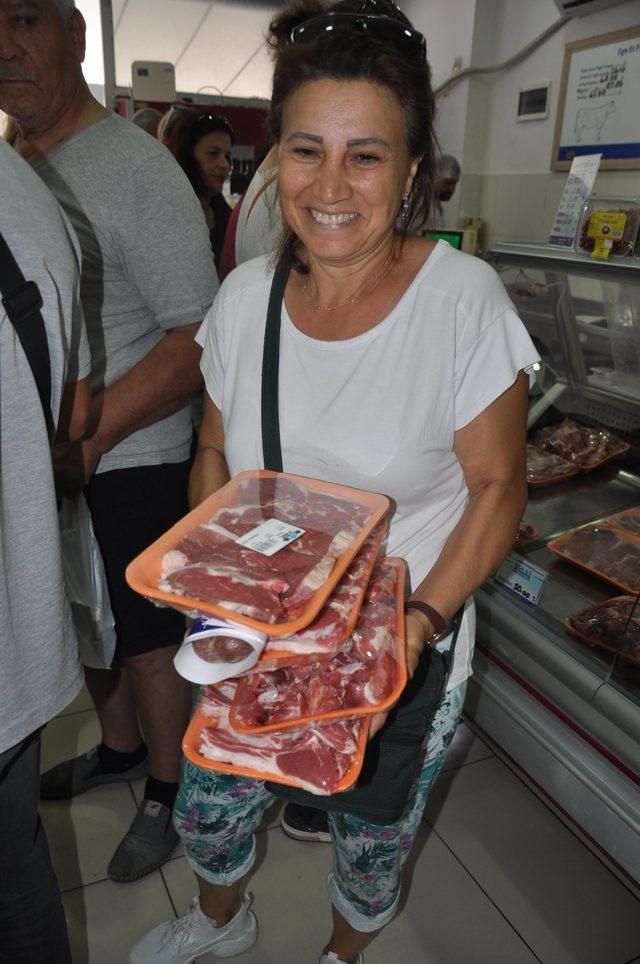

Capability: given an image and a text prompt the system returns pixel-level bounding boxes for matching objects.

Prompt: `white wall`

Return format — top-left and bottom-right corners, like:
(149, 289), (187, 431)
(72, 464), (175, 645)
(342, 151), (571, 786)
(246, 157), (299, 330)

(416, 0), (640, 245)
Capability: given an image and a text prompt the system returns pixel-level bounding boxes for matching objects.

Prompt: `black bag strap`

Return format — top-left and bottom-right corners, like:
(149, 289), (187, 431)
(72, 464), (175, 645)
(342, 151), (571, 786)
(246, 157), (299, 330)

(261, 252), (292, 472)
(0, 231), (55, 443)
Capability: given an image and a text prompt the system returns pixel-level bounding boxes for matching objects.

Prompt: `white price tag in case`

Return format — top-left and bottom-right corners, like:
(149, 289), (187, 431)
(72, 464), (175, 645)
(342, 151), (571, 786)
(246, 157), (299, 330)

(235, 517), (305, 557)
(493, 552), (547, 608)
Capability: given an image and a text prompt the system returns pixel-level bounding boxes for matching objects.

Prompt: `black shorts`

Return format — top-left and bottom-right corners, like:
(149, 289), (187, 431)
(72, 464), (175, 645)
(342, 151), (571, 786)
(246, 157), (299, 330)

(85, 460), (190, 659)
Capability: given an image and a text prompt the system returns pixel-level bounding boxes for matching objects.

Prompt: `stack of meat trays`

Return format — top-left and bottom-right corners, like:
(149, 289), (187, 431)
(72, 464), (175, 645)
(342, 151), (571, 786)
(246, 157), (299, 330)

(527, 418), (629, 487)
(127, 471), (407, 795)
(183, 557), (407, 795)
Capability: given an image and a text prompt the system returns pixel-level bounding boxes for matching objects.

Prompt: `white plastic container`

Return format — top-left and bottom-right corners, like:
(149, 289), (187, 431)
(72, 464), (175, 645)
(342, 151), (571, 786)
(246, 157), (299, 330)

(174, 617), (267, 685)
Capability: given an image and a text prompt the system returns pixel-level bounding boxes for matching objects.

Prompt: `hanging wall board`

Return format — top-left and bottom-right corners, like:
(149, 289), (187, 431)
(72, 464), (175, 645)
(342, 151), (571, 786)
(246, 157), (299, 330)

(551, 25), (640, 171)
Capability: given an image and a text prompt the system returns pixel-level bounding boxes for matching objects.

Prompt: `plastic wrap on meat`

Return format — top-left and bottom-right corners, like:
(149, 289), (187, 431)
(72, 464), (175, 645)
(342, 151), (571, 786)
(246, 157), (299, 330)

(559, 527), (640, 592)
(609, 511), (640, 537)
(198, 683), (362, 795)
(159, 476), (371, 623)
(569, 596), (640, 660)
(526, 444), (578, 485)
(232, 561), (399, 728)
(262, 523), (385, 657)
(531, 418), (625, 468)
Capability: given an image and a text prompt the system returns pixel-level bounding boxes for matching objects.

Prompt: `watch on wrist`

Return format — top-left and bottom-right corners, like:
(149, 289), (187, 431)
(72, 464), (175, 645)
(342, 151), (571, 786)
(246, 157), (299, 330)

(404, 600), (447, 638)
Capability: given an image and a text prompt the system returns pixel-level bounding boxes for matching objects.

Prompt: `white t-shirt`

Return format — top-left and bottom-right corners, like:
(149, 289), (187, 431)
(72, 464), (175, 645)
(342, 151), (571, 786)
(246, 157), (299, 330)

(197, 241), (539, 690)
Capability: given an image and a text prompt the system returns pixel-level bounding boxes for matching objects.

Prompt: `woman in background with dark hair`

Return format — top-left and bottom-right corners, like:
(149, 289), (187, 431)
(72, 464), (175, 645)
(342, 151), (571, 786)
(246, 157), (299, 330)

(174, 111), (234, 272)
(130, 3), (537, 963)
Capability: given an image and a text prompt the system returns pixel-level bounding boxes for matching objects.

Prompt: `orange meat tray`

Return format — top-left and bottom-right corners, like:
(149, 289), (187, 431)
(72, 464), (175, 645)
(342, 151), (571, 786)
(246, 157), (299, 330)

(229, 557), (407, 734)
(126, 470), (389, 637)
(548, 525), (640, 595)
(182, 697), (371, 793)
(603, 506), (640, 539)
(564, 596), (640, 666)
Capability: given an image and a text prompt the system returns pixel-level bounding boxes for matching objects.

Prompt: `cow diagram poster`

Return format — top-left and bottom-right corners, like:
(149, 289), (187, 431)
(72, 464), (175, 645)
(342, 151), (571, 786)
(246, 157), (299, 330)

(552, 26), (640, 171)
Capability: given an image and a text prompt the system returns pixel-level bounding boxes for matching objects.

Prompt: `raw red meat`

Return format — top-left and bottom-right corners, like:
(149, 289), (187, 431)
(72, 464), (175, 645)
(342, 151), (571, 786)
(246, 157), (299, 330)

(557, 526), (640, 592)
(262, 523), (385, 658)
(231, 561), (400, 729)
(159, 476), (372, 623)
(608, 511), (640, 537)
(193, 637), (255, 663)
(526, 444), (579, 486)
(198, 682), (362, 794)
(568, 596), (640, 660)
(531, 418), (626, 469)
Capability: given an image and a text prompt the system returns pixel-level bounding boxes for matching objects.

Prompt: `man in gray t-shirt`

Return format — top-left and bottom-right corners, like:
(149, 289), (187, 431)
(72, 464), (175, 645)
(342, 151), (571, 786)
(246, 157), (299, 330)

(1, 0), (218, 882)
(0, 139), (91, 964)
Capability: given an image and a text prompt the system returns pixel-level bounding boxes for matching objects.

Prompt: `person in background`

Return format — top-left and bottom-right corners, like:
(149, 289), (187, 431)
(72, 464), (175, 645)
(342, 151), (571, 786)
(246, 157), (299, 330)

(131, 106), (163, 138)
(0, 0), (218, 882)
(0, 139), (91, 964)
(129, 1), (537, 962)
(433, 152), (461, 229)
(173, 111), (234, 273)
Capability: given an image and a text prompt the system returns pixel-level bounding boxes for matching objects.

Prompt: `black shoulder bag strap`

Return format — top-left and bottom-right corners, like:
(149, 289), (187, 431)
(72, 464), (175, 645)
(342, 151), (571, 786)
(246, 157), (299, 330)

(261, 252), (292, 472)
(0, 231), (55, 444)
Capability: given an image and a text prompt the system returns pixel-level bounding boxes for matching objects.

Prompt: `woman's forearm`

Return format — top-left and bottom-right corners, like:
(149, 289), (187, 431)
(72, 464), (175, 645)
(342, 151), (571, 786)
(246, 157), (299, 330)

(410, 476), (527, 620)
(188, 444), (230, 509)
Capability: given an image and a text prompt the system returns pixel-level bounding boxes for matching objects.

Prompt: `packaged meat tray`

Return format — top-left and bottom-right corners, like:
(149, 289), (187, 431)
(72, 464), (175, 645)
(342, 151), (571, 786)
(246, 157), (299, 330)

(565, 595), (640, 664)
(182, 681), (369, 795)
(548, 525), (640, 595)
(126, 471), (389, 635)
(257, 520), (387, 667)
(575, 196), (640, 260)
(229, 558), (407, 733)
(531, 419), (629, 472)
(602, 507), (640, 539)
(526, 443), (579, 487)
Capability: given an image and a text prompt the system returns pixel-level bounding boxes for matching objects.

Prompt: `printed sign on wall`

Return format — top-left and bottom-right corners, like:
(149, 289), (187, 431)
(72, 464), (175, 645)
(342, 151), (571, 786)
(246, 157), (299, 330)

(551, 25), (640, 171)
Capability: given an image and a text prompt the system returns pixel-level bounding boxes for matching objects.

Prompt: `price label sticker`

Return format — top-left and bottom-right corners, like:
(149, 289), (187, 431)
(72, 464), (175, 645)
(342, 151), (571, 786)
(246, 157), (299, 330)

(493, 552), (548, 608)
(235, 517), (305, 556)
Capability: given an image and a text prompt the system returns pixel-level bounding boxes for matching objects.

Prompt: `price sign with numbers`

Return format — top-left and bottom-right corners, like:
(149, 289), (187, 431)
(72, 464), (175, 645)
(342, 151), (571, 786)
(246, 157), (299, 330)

(493, 552), (548, 608)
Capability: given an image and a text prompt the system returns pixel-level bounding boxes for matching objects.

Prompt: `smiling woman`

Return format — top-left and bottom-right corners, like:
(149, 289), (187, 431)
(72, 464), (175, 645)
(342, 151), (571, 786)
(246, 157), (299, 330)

(129, 3), (539, 964)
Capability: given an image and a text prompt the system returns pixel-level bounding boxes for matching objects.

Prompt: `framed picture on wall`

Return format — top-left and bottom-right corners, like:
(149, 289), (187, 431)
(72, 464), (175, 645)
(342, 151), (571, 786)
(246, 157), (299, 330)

(551, 25), (640, 171)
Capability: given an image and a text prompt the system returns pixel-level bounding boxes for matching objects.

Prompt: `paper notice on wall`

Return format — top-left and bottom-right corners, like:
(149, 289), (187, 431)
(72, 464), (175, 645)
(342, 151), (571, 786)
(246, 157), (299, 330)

(548, 153), (601, 248)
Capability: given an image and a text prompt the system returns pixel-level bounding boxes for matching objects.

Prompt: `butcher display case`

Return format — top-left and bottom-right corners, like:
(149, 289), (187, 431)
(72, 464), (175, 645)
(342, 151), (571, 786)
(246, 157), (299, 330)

(470, 242), (640, 883)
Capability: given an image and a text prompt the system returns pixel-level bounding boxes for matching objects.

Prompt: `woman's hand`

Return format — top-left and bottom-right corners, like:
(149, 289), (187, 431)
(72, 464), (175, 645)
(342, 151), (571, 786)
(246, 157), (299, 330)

(367, 610), (434, 740)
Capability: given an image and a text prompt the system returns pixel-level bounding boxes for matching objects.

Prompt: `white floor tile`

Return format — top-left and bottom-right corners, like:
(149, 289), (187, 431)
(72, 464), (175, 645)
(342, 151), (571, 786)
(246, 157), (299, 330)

(62, 873), (174, 964)
(159, 822), (538, 963)
(42, 783), (139, 891)
(440, 719), (494, 773)
(41, 709), (101, 774)
(425, 756), (640, 964)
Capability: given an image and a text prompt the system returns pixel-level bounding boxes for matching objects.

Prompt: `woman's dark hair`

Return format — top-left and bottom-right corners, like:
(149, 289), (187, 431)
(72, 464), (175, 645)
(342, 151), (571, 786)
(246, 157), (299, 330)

(176, 112), (234, 197)
(267, 0), (438, 242)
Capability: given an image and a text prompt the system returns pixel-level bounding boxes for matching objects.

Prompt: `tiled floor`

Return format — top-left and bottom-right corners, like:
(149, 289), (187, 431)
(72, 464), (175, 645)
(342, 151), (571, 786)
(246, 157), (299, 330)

(42, 690), (640, 964)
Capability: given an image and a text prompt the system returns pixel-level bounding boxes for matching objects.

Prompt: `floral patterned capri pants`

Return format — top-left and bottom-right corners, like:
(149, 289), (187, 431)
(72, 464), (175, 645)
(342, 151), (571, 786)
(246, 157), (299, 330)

(174, 682), (466, 933)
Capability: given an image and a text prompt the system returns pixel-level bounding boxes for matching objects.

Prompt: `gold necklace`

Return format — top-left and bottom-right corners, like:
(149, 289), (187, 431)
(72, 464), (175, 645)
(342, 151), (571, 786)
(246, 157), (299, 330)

(302, 253), (394, 311)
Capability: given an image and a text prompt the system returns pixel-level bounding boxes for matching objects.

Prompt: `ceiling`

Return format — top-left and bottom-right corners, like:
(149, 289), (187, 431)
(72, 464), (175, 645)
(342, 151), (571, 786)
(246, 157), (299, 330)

(110, 0), (282, 99)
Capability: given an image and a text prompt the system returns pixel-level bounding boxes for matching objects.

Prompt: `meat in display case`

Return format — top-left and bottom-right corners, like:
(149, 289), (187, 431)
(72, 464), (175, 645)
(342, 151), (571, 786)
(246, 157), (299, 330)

(473, 243), (640, 883)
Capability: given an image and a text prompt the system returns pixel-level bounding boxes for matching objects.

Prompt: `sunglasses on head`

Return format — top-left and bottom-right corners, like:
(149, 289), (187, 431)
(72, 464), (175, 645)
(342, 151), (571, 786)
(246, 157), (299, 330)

(291, 0), (426, 64)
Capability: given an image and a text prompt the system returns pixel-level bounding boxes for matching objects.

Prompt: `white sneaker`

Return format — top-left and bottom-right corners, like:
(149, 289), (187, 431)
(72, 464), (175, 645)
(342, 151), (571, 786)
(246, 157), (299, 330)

(128, 893), (257, 963)
(319, 953), (364, 964)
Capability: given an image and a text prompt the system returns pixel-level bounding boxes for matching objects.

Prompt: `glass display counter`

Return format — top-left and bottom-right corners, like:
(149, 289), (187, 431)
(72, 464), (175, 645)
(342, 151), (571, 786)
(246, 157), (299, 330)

(469, 243), (640, 883)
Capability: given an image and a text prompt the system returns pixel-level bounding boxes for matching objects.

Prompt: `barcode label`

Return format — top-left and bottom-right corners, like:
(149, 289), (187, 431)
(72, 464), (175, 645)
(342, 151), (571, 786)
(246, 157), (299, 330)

(236, 518), (305, 557)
